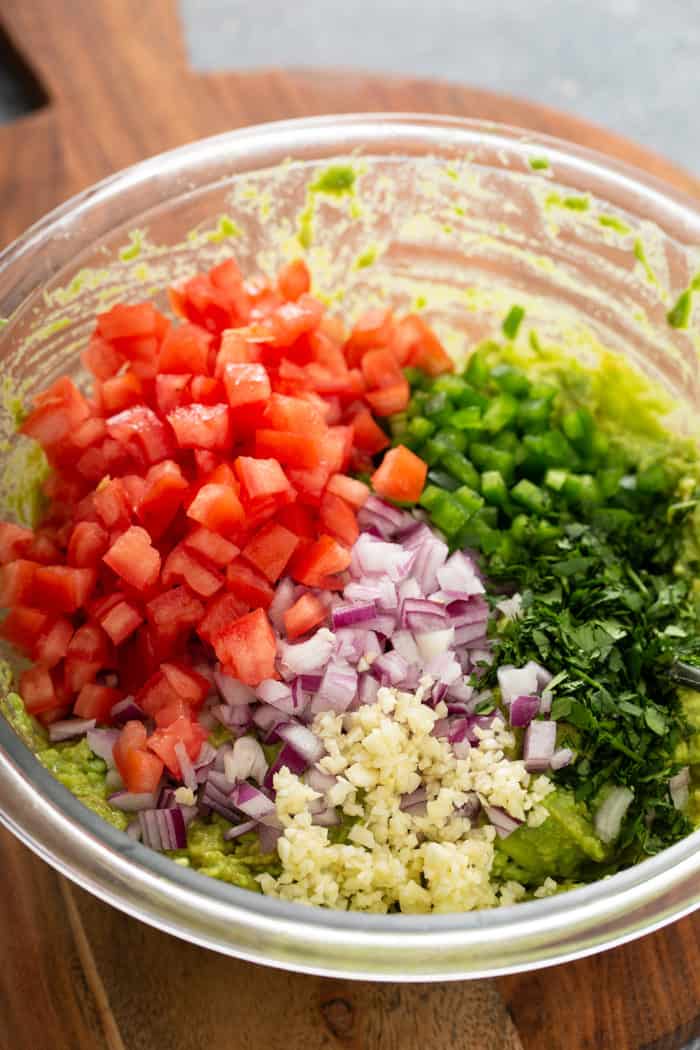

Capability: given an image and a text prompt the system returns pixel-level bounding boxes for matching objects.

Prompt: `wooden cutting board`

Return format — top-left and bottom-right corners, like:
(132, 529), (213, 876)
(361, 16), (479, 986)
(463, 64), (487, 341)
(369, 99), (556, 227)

(0, 3), (698, 1048)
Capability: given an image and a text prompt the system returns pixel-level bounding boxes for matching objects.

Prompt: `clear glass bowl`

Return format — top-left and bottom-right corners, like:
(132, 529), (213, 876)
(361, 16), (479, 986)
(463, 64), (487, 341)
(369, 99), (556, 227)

(0, 114), (698, 979)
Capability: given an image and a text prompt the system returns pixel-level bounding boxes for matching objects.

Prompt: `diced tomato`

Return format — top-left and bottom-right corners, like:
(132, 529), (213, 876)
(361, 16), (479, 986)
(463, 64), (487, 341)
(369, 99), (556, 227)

(32, 565), (96, 614)
(74, 683), (122, 721)
(114, 720), (163, 794)
(234, 457), (293, 504)
(71, 417), (107, 451)
(226, 558), (275, 609)
(267, 295), (324, 348)
(365, 378), (410, 416)
(326, 473), (369, 510)
(187, 482), (244, 534)
(145, 586), (204, 636)
(190, 376), (225, 405)
(184, 526), (238, 567)
(0, 606), (48, 654)
(263, 393), (326, 436)
(215, 329), (256, 374)
(398, 316), (454, 376)
(158, 323), (210, 374)
(162, 543), (223, 598)
(361, 347), (404, 390)
(21, 382), (90, 452)
(137, 670), (179, 716)
(168, 403), (230, 450)
(154, 697), (191, 728)
(0, 523), (34, 565)
(99, 599), (143, 646)
(103, 526), (161, 589)
(277, 501), (316, 539)
(325, 426), (353, 474)
(97, 302), (161, 342)
(179, 274), (233, 334)
(137, 459), (188, 539)
(147, 715), (208, 777)
(222, 363), (271, 409)
(194, 450), (218, 475)
(64, 622), (110, 692)
(283, 593), (327, 640)
(254, 429), (321, 468)
(371, 444), (427, 503)
(289, 534), (351, 587)
(33, 617), (73, 668)
(29, 531), (61, 566)
(319, 491), (359, 547)
(213, 607), (276, 685)
(94, 478), (132, 530)
(20, 666), (57, 714)
(1, 560), (40, 610)
(286, 462), (332, 506)
(106, 405), (173, 465)
(278, 259), (311, 301)
(67, 521), (109, 568)
(155, 373), (191, 416)
(100, 372), (144, 415)
(242, 522), (299, 583)
(82, 335), (123, 380)
(161, 662), (210, 706)
(197, 590), (249, 644)
(345, 307), (394, 366)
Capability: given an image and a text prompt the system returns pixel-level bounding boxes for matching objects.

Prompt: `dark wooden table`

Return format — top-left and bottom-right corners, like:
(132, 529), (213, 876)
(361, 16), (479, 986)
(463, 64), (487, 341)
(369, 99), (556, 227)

(1, 2), (699, 1047)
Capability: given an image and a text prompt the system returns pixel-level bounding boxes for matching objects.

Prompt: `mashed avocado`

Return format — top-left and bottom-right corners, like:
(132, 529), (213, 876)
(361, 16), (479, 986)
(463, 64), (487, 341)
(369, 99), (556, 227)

(168, 817), (279, 890)
(494, 790), (608, 883)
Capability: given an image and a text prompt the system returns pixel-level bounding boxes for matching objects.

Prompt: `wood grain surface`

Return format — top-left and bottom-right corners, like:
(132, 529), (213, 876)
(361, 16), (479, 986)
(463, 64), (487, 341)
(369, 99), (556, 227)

(0, 2), (698, 1048)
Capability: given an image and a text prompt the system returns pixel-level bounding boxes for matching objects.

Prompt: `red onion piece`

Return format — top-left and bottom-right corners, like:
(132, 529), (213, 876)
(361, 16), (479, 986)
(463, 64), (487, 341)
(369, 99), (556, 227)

(110, 696), (144, 724)
(523, 720), (557, 771)
(357, 495), (413, 538)
(550, 747), (574, 771)
(497, 663), (540, 704)
(371, 650), (409, 687)
(669, 767), (690, 810)
(304, 766), (338, 794)
(214, 669), (256, 706)
(351, 534), (416, 581)
(436, 551), (485, 596)
(484, 804), (523, 839)
(48, 718), (96, 743)
(358, 672), (380, 706)
(278, 628), (336, 676)
(509, 695), (541, 728)
(109, 790), (157, 812)
(230, 781), (280, 824)
(401, 597), (449, 632)
(594, 786), (634, 843)
(268, 576), (297, 633)
(224, 736), (268, 783)
(86, 728), (120, 767)
(312, 806), (340, 827)
(332, 602), (377, 630)
(257, 823), (282, 854)
(264, 742), (309, 788)
(275, 722), (324, 764)
(311, 660), (357, 714)
(415, 627), (455, 663)
(223, 819), (258, 840)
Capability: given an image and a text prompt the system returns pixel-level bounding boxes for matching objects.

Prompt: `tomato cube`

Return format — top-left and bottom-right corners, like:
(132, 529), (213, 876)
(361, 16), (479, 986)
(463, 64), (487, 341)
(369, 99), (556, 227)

(222, 363), (271, 409)
(234, 457), (293, 503)
(32, 565), (96, 614)
(158, 322), (210, 374)
(183, 527), (239, 567)
(103, 527), (161, 590)
(351, 408), (391, 454)
(155, 373), (191, 416)
(0, 523), (34, 565)
(187, 482), (244, 534)
(319, 491), (359, 548)
(162, 543), (223, 598)
(263, 393), (326, 436)
(97, 302), (160, 342)
(242, 522), (299, 583)
(197, 591), (249, 644)
(147, 715), (208, 778)
(100, 372), (144, 414)
(118, 746), (164, 795)
(138, 459), (188, 539)
(326, 473), (369, 510)
(213, 608), (276, 686)
(0, 560), (37, 607)
(20, 666), (57, 714)
(365, 379), (410, 416)
(225, 558), (275, 609)
(361, 347), (404, 390)
(145, 586), (204, 636)
(168, 403), (231, 450)
(74, 683), (123, 721)
(99, 599), (143, 646)
(283, 593), (327, 640)
(254, 429), (321, 469)
(371, 444), (427, 503)
(0, 606), (48, 654)
(289, 535), (351, 587)
(278, 259), (311, 301)
(82, 335), (123, 380)
(106, 405), (173, 465)
(33, 617), (74, 669)
(160, 662), (210, 706)
(94, 478), (132, 530)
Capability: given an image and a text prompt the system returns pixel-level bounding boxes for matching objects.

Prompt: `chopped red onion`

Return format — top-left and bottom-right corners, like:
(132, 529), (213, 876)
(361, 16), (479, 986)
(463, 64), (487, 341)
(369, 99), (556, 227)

(139, 807), (187, 850)
(400, 786), (428, 811)
(452, 738), (471, 759)
(371, 650), (410, 687)
(304, 766), (338, 794)
(174, 741), (197, 792)
(484, 804), (523, 839)
(357, 672), (380, 706)
(223, 819), (258, 840)
(351, 534), (416, 581)
(456, 792), (481, 819)
(126, 820), (141, 842)
(257, 822), (282, 853)
(214, 670), (256, 706)
(401, 598), (449, 633)
(268, 576), (298, 632)
(425, 651), (462, 685)
(594, 786), (634, 843)
(436, 551), (485, 596)
(411, 535), (449, 594)
(278, 628), (336, 676)
(397, 577), (423, 603)
(510, 695), (540, 728)
(252, 704), (288, 740)
(524, 660), (553, 690)
(109, 790), (157, 812)
(391, 630), (421, 665)
(105, 769), (124, 792)
(276, 722), (324, 764)
(357, 495), (413, 538)
(446, 677), (475, 703)
(312, 806), (341, 827)
(669, 767), (690, 810)
(311, 660), (358, 714)
(332, 602), (377, 630)
(549, 747), (574, 771)
(110, 697), (144, 724)
(211, 703), (251, 733)
(230, 781), (280, 824)
(264, 742), (309, 788)
(497, 663), (540, 704)
(48, 718), (96, 743)
(523, 720), (557, 771)
(415, 627), (455, 663)
(86, 728), (120, 767)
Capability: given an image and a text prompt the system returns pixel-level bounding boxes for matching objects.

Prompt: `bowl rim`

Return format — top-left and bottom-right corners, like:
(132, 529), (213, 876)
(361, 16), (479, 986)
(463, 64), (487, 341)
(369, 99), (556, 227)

(1, 112), (699, 979)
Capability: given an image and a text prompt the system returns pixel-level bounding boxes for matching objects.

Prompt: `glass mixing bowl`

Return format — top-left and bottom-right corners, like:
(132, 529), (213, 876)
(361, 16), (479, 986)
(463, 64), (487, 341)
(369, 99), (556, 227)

(0, 114), (698, 980)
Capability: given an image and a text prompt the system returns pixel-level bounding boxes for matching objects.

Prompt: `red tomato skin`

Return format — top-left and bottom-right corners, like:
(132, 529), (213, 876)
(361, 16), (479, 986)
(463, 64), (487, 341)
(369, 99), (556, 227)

(213, 608), (276, 686)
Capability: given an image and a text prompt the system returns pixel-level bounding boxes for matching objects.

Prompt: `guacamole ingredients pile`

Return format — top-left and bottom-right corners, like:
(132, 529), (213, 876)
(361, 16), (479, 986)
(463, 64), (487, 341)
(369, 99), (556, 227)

(0, 252), (698, 913)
